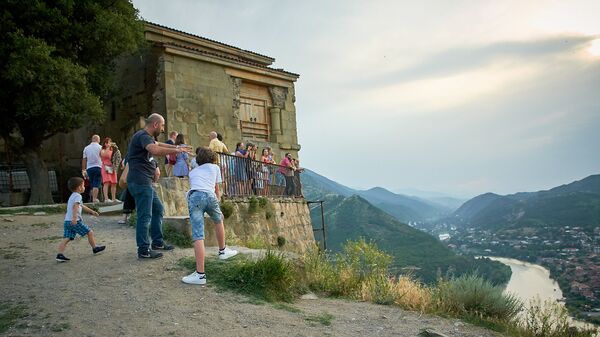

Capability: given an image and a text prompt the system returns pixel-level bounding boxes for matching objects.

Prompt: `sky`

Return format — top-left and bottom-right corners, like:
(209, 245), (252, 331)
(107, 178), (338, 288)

(131, 0), (600, 198)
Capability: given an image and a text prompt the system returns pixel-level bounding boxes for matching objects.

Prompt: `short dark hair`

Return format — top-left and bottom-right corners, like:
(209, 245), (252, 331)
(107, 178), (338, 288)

(196, 147), (217, 166)
(68, 177), (84, 192)
(216, 133), (223, 141)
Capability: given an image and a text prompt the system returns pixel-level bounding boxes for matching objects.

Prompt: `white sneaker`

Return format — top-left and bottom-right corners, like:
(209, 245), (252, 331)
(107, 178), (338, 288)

(182, 271), (206, 285)
(218, 247), (238, 260)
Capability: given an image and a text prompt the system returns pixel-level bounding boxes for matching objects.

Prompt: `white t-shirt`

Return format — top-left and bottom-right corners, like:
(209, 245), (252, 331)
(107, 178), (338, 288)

(83, 142), (102, 169)
(188, 163), (222, 196)
(64, 192), (83, 222)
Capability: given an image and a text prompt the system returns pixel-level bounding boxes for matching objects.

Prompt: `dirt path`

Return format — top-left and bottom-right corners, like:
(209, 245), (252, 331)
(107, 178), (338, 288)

(0, 213), (505, 337)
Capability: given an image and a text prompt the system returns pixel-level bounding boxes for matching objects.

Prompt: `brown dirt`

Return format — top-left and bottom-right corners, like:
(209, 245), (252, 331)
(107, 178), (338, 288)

(0, 213), (506, 337)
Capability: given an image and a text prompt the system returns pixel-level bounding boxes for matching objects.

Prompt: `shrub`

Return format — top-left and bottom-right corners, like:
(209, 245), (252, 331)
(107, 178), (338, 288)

(248, 196), (259, 213)
(510, 297), (598, 337)
(433, 274), (522, 321)
(245, 235), (269, 249)
(163, 224), (193, 248)
(180, 250), (299, 302)
(258, 197), (268, 208)
(360, 273), (396, 305)
(304, 238), (393, 298)
(219, 250), (299, 302)
(220, 201), (234, 219)
(127, 211), (136, 227)
(265, 211), (273, 220)
(392, 275), (432, 312)
(277, 236), (286, 248)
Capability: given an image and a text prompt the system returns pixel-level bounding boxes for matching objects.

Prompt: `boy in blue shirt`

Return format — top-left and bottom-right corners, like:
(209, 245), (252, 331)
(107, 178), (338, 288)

(56, 177), (105, 262)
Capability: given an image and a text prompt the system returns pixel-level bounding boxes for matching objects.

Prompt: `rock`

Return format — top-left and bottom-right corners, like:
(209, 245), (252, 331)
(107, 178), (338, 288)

(2, 218), (15, 222)
(33, 211), (47, 215)
(300, 292), (318, 300)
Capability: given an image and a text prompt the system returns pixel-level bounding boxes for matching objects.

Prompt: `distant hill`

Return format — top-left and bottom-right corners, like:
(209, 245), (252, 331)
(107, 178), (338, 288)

(449, 174), (600, 231)
(302, 171), (511, 284)
(302, 169), (450, 222)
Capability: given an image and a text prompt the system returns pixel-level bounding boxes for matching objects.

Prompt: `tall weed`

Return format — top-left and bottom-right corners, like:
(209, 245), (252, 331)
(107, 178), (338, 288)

(433, 274), (522, 320)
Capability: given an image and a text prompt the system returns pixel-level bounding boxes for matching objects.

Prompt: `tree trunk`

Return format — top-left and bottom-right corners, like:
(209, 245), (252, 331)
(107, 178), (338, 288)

(22, 147), (54, 205)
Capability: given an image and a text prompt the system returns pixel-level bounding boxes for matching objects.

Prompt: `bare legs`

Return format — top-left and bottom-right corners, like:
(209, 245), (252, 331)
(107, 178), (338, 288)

(57, 230), (98, 253)
(193, 221), (226, 273)
(102, 183), (118, 202)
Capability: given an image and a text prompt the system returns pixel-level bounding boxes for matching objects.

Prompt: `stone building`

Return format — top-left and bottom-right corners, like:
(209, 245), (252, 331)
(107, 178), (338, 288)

(1, 22), (302, 202)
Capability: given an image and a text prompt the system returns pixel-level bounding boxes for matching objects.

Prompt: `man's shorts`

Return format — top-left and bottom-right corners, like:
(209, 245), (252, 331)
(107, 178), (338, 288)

(63, 220), (91, 240)
(187, 191), (223, 241)
(86, 167), (102, 188)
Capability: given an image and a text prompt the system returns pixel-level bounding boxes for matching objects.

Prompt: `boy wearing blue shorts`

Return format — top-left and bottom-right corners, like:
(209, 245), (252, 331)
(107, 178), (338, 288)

(56, 177), (106, 262)
(182, 147), (238, 285)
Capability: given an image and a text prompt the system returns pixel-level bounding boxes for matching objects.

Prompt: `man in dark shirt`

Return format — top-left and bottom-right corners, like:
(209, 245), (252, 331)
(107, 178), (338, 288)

(127, 113), (191, 259)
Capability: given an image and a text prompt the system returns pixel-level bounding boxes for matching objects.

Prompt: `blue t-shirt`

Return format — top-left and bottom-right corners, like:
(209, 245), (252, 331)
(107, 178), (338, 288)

(126, 129), (156, 185)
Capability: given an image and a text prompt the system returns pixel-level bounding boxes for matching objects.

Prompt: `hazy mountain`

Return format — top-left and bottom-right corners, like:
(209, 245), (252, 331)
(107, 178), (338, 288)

(302, 169), (451, 222)
(302, 171), (511, 284)
(449, 174), (600, 231)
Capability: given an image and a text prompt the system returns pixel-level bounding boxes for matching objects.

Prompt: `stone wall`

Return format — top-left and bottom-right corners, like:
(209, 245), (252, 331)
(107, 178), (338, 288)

(155, 177), (315, 255)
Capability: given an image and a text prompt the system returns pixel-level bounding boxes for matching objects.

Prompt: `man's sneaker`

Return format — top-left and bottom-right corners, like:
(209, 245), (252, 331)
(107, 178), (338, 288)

(138, 250), (163, 259)
(218, 247), (238, 260)
(182, 272), (206, 285)
(56, 254), (70, 262)
(151, 243), (174, 251)
(92, 245), (106, 254)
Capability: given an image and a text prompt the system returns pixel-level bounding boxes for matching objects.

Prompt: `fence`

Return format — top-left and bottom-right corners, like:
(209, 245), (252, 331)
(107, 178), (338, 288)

(217, 153), (303, 198)
(0, 165), (60, 206)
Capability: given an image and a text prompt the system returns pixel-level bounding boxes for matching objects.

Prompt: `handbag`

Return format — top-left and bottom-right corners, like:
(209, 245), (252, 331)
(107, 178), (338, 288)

(118, 163), (129, 189)
(104, 165), (114, 174)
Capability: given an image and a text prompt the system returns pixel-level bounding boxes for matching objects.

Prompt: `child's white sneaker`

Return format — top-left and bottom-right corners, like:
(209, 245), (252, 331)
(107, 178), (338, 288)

(182, 271), (206, 285)
(218, 247), (238, 260)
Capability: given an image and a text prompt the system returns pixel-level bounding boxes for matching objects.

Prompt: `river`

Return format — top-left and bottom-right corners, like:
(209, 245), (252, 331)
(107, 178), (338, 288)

(488, 256), (597, 331)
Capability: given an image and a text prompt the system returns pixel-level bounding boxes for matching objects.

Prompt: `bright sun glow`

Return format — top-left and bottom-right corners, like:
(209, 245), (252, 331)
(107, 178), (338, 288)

(589, 39), (600, 56)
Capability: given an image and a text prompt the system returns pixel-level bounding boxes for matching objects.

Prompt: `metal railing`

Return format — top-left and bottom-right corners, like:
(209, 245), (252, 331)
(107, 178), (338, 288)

(217, 153), (303, 198)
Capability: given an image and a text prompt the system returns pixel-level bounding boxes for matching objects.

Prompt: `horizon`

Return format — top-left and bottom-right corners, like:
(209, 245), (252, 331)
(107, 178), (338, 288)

(132, 0), (600, 197)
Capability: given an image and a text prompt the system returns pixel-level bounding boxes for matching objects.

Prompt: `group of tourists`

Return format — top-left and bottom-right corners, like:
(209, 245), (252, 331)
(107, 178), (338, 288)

(81, 135), (123, 203)
(158, 130), (303, 198)
(57, 113), (241, 286)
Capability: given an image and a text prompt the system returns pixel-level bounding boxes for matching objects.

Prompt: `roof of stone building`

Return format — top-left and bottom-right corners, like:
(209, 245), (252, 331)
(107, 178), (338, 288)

(163, 42), (300, 78)
(144, 21), (299, 79)
(144, 21), (274, 60)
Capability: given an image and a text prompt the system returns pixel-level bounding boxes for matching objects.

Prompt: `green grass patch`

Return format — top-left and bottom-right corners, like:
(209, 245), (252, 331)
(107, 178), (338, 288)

(163, 224), (193, 248)
(0, 205), (66, 215)
(50, 322), (71, 332)
(127, 212), (136, 227)
(0, 248), (21, 260)
(179, 250), (299, 302)
(0, 302), (29, 333)
(220, 201), (234, 219)
(248, 196), (259, 213)
(273, 303), (302, 313)
(304, 312), (334, 326)
(258, 197), (268, 208)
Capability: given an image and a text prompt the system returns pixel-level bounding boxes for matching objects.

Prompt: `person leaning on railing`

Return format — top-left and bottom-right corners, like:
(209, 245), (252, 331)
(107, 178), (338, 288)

(278, 153), (296, 196)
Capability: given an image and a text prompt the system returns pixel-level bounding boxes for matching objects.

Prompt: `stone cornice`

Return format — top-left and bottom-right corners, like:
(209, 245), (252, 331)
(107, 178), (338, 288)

(144, 21), (275, 66)
(163, 45), (299, 85)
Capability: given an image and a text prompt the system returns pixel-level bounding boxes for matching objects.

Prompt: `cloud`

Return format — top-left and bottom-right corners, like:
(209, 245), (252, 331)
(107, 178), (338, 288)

(353, 35), (595, 89)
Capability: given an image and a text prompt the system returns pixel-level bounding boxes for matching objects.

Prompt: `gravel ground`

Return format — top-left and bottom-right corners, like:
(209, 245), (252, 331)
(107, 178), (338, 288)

(0, 213), (506, 337)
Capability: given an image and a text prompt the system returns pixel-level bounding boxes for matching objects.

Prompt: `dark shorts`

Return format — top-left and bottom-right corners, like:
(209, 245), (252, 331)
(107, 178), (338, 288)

(87, 167), (102, 188)
(63, 220), (91, 239)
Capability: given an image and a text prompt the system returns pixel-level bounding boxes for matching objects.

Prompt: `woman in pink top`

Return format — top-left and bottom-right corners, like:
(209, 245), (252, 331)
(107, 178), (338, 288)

(100, 137), (118, 202)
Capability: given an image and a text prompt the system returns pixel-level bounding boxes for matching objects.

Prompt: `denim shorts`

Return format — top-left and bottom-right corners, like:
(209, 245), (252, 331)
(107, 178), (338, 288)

(63, 220), (90, 239)
(86, 167), (102, 188)
(187, 191), (223, 241)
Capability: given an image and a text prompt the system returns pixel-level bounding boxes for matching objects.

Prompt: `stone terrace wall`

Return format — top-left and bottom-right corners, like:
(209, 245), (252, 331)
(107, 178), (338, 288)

(154, 177), (315, 255)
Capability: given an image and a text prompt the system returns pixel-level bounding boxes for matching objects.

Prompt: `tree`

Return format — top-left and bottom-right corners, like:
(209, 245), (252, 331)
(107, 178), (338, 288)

(0, 0), (145, 204)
